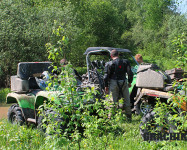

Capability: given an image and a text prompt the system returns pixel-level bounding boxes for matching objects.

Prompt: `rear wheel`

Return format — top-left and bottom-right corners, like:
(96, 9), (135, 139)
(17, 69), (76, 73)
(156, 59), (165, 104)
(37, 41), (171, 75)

(135, 99), (152, 115)
(7, 104), (25, 125)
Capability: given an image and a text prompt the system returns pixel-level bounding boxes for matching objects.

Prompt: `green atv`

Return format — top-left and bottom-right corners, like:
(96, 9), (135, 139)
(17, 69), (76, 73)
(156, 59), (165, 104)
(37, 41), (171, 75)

(6, 62), (59, 125)
(134, 64), (187, 140)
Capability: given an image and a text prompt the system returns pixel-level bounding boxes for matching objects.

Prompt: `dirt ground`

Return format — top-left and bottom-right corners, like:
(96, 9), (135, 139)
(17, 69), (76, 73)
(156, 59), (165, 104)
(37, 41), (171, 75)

(0, 107), (9, 119)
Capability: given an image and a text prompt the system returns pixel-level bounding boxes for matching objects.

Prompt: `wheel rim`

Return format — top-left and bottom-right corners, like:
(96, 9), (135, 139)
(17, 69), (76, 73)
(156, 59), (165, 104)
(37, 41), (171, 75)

(140, 102), (152, 114)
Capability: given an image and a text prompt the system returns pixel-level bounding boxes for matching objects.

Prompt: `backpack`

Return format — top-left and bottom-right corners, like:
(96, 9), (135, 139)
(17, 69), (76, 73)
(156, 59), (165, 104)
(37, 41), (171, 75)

(110, 58), (127, 80)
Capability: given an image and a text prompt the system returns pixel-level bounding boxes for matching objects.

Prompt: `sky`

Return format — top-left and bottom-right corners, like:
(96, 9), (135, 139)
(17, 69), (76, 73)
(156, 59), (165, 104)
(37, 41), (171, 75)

(176, 0), (187, 15)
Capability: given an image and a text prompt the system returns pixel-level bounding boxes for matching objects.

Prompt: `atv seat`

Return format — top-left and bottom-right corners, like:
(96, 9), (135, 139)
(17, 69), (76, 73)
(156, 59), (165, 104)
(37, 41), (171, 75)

(11, 62), (52, 93)
(17, 62), (52, 80)
(136, 64), (171, 90)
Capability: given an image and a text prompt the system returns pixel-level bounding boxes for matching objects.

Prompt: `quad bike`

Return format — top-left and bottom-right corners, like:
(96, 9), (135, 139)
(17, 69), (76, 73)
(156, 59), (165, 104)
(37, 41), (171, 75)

(6, 61), (96, 128)
(134, 64), (187, 140)
(133, 64), (175, 115)
(6, 62), (57, 125)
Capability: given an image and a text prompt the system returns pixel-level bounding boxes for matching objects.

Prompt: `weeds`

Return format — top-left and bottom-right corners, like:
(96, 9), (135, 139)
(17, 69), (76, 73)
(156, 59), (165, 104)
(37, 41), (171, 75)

(1, 117), (187, 150)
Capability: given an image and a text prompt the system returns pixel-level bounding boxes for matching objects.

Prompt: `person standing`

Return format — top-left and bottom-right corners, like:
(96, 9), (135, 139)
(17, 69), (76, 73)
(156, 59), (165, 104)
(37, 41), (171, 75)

(104, 49), (133, 121)
(131, 54), (144, 74)
(135, 54), (143, 65)
(130, 54), (144, 109)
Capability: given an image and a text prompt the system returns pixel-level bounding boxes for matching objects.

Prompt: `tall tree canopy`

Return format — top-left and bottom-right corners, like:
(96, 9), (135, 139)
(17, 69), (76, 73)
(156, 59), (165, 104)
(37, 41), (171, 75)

(0, 0), (186, 87)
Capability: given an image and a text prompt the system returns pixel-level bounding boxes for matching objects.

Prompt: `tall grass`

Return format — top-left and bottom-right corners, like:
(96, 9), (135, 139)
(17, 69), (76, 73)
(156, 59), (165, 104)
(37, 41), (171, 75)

(0, 116), (186, 150)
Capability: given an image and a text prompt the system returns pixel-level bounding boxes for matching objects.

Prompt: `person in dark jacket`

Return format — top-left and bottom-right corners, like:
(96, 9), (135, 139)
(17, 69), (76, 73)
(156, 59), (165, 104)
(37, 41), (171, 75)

(104, 50), (133, 121)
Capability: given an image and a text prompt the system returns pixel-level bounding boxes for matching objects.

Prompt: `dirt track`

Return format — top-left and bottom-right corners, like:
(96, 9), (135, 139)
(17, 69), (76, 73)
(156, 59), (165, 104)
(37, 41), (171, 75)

(0, 107), (9, 119)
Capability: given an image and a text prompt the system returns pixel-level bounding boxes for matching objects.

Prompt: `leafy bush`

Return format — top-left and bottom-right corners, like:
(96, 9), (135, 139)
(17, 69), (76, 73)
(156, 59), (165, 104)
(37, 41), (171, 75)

(0, 0), (64, 87)
(38, 26), (130, 149)
(1, 116), (187, 149)
(0, 88), (10, 103)
(75, 67), (87, 75)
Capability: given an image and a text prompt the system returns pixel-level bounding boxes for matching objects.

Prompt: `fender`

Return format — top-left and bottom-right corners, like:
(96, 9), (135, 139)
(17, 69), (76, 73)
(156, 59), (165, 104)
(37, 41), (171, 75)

(7, 93), (35, 109)
(134, 88), (173, 106)
(35, 91), (61, 109)
(6, 93), (35, 120)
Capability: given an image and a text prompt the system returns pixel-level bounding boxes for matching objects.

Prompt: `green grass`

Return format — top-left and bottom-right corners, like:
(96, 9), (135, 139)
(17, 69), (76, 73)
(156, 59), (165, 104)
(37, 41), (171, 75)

(0, 115), (186, 150)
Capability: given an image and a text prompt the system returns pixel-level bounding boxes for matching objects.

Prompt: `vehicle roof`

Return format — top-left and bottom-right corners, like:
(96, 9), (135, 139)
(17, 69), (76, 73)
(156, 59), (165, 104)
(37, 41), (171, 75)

(84, 47), (131, 55)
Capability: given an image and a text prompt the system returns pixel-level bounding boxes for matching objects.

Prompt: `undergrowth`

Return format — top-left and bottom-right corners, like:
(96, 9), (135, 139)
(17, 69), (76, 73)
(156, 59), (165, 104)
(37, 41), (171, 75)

(1, 117), (187, 150)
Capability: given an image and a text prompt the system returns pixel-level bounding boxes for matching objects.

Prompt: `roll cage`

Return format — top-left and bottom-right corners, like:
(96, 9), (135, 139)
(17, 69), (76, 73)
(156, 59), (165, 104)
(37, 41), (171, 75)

(84, 47), (138, 82)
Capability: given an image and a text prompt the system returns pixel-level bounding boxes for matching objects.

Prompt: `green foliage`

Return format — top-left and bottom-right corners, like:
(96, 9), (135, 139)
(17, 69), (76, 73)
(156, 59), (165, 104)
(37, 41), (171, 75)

(150, 98), (187, 133)
(58, 0), (129, 66)
(0, 0), (64, 87)
(125, 0), (186, 70)
(171, 32), (187, 106)
(164, 14), (187, 59)
(1, 118), (187, 149)
(0, 120), (44, 150)
(39, 60), (131, 149)
(75, 67), (87, 75)
(46, 21), (69, 64)
(38, 26), (132, 149)
(172, 33), (187, 70)
(0, 88), (10, 104)
(142, 0), (174, 30)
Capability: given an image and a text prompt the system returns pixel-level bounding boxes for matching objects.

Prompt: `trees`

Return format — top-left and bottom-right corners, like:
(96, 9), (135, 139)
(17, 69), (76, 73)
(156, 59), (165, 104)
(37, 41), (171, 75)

(0, 0), (186, 87)
(0, 0), (64, 87)
(59, 0), (129, 65)
(124, 0), (186, 69)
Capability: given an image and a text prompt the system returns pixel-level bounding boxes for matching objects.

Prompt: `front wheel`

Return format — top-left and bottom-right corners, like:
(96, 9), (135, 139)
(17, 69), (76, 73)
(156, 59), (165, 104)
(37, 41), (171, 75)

(7, 104), (25, 125)
(139, 110), (177, 141)
(37, 109), (64, 135)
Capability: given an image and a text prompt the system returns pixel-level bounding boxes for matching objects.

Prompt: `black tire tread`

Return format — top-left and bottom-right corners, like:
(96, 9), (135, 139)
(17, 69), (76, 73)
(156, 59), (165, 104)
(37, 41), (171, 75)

(139, 110), (156, 140)
(7, 104), (25, 125)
